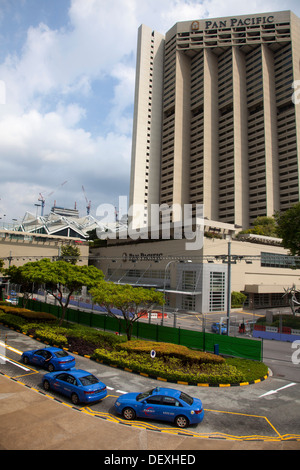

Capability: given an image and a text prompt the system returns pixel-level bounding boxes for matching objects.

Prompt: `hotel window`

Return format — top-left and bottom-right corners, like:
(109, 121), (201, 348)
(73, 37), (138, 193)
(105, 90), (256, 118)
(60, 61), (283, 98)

(261, 252), (299, 269)
(209, 272), (226, 312)
(182, 270), (196, 291)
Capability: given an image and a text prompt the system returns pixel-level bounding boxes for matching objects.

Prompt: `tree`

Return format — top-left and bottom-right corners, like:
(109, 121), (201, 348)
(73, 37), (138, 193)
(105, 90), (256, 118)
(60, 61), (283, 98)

(21, 259), (104, 325)
(4, 265), (35, 308)
(275, 203), (300, 256)
(90, 282), (165, 340)
(252, 216), (278, 237)
(240, 216), (278, 237)
(60, 245), (80, 264)
(231, 291), (247, 308)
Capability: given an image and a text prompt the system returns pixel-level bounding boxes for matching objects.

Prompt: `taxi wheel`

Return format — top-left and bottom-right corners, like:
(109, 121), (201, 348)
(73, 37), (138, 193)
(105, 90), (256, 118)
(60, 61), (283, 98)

(47, 363), (55, 372)
(71, 393), (80, 405)
(23, 356), (29, 365)
(122, 407), (136, 420)
(175, 415), (189, 428)
(43, 380), (50, 392)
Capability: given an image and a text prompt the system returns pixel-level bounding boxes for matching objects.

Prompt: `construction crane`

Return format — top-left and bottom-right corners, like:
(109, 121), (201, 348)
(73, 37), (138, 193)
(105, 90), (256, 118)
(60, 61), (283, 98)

(82, 186), (91, 215)
(37, 181), (68, 216)
(38, 193), (46, 216)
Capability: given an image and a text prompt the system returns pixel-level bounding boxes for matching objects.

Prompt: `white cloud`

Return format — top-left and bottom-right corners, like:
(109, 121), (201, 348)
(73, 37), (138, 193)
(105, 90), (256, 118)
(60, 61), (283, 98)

(1, 0), (300, 223)
(0, 103), (132, 217)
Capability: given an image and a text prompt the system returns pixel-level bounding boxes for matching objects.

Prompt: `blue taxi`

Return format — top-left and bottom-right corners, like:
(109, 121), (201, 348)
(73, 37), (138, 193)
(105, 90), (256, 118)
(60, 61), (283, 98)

(21, 347), (75, 372)
(114, 387), (204, 428)
(42, 369), (107, 405)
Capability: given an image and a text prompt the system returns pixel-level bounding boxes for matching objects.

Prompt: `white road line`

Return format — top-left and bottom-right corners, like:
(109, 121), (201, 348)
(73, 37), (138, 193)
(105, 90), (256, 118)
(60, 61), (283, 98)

(0, 342), (129, 394)
(259, 382), (297, 397)
(0, 354), (30, 371)
(0, 341), (22, 355)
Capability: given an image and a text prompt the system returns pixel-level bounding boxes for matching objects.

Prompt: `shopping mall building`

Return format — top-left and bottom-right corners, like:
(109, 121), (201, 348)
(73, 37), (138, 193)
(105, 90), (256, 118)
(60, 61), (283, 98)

(90, 220), (300, 312)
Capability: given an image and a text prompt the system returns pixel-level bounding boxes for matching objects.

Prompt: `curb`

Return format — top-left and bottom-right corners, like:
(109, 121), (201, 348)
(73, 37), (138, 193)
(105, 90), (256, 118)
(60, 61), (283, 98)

(89, 355), (269, 387)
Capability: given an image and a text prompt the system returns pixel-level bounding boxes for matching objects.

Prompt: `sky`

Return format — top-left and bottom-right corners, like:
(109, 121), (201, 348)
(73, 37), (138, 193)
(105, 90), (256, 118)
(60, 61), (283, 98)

(0, 0), (300, 225)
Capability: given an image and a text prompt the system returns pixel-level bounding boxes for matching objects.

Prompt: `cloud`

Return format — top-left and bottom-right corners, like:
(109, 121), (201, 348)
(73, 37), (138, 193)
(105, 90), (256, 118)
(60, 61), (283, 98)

(0, 105), (131, 205)
(1, 0), (300, 223)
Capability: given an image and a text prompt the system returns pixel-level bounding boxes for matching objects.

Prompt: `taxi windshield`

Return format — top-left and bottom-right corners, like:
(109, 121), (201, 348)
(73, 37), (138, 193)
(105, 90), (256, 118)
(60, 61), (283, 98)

(136, 389), (156, 401)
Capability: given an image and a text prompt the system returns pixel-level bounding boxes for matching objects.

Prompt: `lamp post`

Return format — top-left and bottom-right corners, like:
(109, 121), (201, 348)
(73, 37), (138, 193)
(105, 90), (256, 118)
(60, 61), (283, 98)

(226, 237), (232, 336)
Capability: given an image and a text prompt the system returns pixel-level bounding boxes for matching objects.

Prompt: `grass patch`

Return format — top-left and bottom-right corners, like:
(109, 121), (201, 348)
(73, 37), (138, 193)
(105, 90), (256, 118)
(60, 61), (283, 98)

(226, 358), (268, 383)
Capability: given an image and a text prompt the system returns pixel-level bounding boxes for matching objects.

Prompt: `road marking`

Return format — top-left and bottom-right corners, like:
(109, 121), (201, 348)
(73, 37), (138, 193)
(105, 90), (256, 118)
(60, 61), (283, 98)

(0, 341), (22, 355)
(2, 359), (300, 442)
(0, 354), (30, 371)
(205, 408), (283, 440)
(259, 383), (297, 397)
(0, 342), (129, 393)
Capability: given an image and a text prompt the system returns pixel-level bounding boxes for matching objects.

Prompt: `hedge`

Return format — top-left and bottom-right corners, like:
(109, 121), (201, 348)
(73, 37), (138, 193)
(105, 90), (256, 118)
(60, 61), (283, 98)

(0, 305), (56, 322)
(117, 340), (225, 365)
(92, 347), (244, 385)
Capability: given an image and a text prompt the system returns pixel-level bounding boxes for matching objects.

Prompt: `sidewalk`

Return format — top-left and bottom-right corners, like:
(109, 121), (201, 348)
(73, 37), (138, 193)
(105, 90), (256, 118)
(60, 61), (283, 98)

(0, 375), (299, 451)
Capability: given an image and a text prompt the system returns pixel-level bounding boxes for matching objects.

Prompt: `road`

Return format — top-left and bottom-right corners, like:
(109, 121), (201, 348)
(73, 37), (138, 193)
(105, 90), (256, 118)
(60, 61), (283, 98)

(262, 339), (300, 383)
(0, 324), (300, 447)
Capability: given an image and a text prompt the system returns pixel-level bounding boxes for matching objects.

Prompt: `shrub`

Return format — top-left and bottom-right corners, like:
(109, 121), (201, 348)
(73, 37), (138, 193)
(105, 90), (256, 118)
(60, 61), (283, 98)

(92, 347), (244, 385)
(227, 358), (268, 383)
(231, 291), (247, 308)
(66, 326), (126, 349)
(0, 311), (28, 330)
(118, 340), (225, 365)
(0, 306), (32, 315)
(33, 327), (68, 348)
(0, 305), (56, 322)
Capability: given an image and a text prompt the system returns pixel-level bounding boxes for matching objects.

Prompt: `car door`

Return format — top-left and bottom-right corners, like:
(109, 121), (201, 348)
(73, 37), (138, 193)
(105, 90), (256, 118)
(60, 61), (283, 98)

(52, 373), (77, 398)
(31, 350), (48, 366)
(140, 395), (162, 420)
(160, 396), (182, 423)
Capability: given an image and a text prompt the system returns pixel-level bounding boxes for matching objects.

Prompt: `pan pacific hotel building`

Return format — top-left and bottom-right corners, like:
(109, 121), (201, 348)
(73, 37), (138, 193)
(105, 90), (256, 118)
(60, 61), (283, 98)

(93, 11), (300, 314)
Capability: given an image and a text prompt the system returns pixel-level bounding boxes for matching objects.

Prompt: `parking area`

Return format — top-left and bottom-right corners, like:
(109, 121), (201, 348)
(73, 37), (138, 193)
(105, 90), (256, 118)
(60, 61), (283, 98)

(1, 325), (300, 449)
(3, 375), (299, 451)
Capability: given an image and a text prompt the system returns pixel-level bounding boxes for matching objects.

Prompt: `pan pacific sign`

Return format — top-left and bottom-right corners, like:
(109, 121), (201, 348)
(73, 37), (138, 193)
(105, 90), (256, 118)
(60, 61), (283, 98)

(192, 15), (275, 31)
(122, 252), (163, 263)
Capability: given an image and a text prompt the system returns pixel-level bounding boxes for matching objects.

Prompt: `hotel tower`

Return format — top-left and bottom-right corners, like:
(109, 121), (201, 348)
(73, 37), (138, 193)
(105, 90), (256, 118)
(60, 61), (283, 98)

(129, 11), (300, 230)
